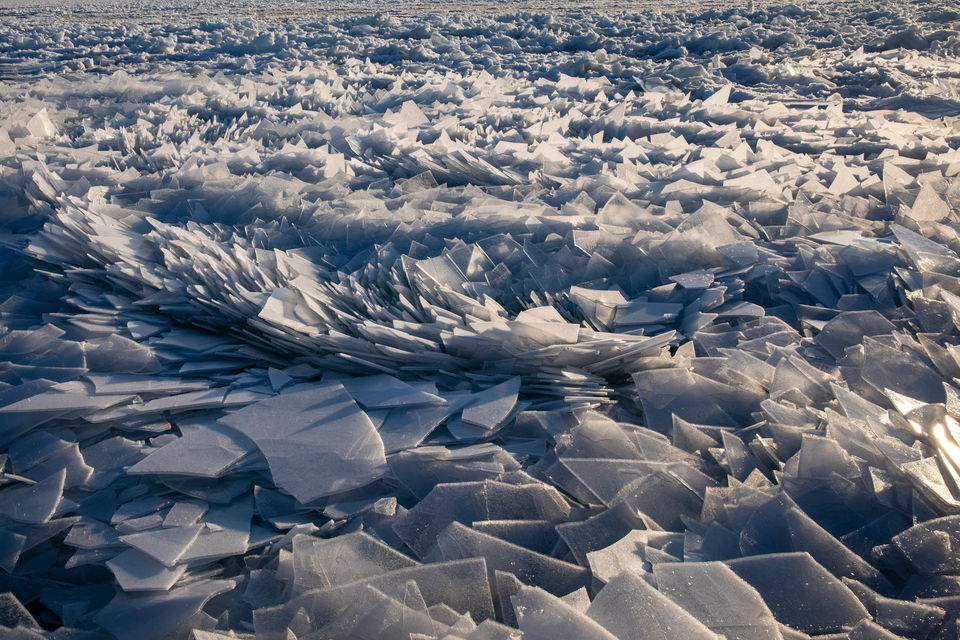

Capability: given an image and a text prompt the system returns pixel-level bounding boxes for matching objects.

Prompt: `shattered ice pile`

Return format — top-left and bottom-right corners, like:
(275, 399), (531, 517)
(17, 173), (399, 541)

(2, 0), (960, 638)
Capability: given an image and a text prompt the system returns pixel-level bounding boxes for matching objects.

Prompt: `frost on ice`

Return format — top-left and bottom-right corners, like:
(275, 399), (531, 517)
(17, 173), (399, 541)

(2, 0), (960, 637)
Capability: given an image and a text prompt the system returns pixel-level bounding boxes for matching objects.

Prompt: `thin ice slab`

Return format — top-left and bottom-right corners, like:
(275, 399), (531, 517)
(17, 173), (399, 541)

(218, 383), (386, 502)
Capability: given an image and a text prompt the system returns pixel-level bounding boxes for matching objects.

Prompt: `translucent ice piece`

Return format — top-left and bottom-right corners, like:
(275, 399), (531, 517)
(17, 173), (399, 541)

(8, 431), (70, 473)
(342, 374), (446, 409)
(909, 182), (951, 222)
(587, 571), (719, 640)
(94, 578), (236, 640)
(392, 481), (570, 558)
(0, 387), (134, 416)
(267, 368), (293, 393)
(163, 501), (207, 528)
(435, 522), (591, 597)
(511, 585), (618, 640)
(0, 468), (65, 524)
(471, 520), (558, 555)
(726, 552), (870, 634)
(260, 558), (494, 633)
(218, 384), (386, 502)
(84, 334), (160, 374)
(461, 377), (521, 432)
(561, 413), (641, 460)
(654, 561), (784, 640)
(613, 469), (705, 531)
(378, 402), (458, 454)
(177, 496), (252, 564)
(64, 517), (123, 550)
(81, 436), (146, 490)
(556, 500), (647, 565)
(614, 301), (683, 327)
(0, 592), (38, 630)
(292, 532), (417, 593)
(874, 593), (945, 639)
(861, 338), (944, 405)
(84, 374), (209, 396)
(633, 369), (741, 433)
(312, 584), (440, 640)
(846, 619), (910, 640)
(128, 420), (255, 478)
(464, 619), (522, 640)
(893, 516), (960, 574)
(558, 458), (666, 504)
(0, 529), (27, 572)
(391, 446), (516, 500)
(106, 548), (188, 592)
(814, 311), (894, 360)
(782, 498), (893, 594)
(91, 388), (228, 422)
(119, 524), (203, 567)
(891, 223), (959, 275)
(0, 380), (65, 447)
(589, 527), (662, 582)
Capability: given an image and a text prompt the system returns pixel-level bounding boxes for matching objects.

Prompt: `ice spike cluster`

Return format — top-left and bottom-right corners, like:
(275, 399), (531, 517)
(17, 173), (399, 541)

(2, 0), (960, 638)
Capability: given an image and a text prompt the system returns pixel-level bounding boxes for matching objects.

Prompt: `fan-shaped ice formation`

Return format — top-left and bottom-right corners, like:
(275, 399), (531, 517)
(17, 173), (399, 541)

(2, 0), (960, 638)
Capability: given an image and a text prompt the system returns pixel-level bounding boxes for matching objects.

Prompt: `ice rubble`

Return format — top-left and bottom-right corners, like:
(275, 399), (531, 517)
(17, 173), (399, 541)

(2, 0), (960, 638)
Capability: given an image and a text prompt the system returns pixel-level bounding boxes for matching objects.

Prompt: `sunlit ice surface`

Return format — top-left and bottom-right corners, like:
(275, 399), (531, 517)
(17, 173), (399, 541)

(1, 0), (960, 637)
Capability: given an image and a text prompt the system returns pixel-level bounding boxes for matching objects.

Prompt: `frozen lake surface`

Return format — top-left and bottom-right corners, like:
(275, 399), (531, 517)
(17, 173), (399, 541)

(2, 0), (960, 638)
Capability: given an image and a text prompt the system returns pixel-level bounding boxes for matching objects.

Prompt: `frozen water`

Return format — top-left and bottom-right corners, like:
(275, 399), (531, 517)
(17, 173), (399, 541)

(654, 561), (784, 640)
(291, 531), (418, 593)
(392, 480), (569, 558)
(726, 552), (870, 634)
(511, 586), (618, 640)
(106, 549), (189, 592)
(217, 384), (386, 502)
(461, 377), (521, 433)
(127, 419), (255, 478)
(435, 521), (592, 597)
(586, 572), (719, 640)
(2, 0), (960, 636)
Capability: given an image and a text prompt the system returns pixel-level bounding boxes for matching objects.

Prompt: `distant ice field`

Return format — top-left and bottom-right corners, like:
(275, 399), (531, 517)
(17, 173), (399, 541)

(1, 0), (960, 639)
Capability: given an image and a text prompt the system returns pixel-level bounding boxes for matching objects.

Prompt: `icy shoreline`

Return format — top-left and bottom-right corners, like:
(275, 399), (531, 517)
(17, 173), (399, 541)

(2, 1), (960, 639)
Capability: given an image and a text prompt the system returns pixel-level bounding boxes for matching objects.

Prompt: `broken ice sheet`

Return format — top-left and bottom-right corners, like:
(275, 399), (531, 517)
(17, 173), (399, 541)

(377, 401), (459, 453)
(84, 373), (210, 395)
(392, 480), (570, 558)
(512, 585), (618, 640)
(0, 381), (134, 444)
(261, 558), (494, 632)
(653, 561), (784, 640)
(893, 515), (960, 574)
(460, 377), (521, 432)
(177, 495), (253, 564)
(292, 532), (418, 594)
(94, 578), (236, 640)
(726, 552), (870, 635)
(614, 300), (683, 327)
(0, 468), (65, 524)
(435, 521), (592, 597)
(387, 444), (522, 499)
(127, 418), (256, 478)
(586, 571), (719, 640)
(163, 501), (208, 528)
(586, 528), (656, 584)
(106, 548), (188, 592)
(341, 374), (446, 409)
(311, 583), (442, 640)
(119, 524), (203, 567)
(217, 383), (386, 502)
(8, 5), (960, 638)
